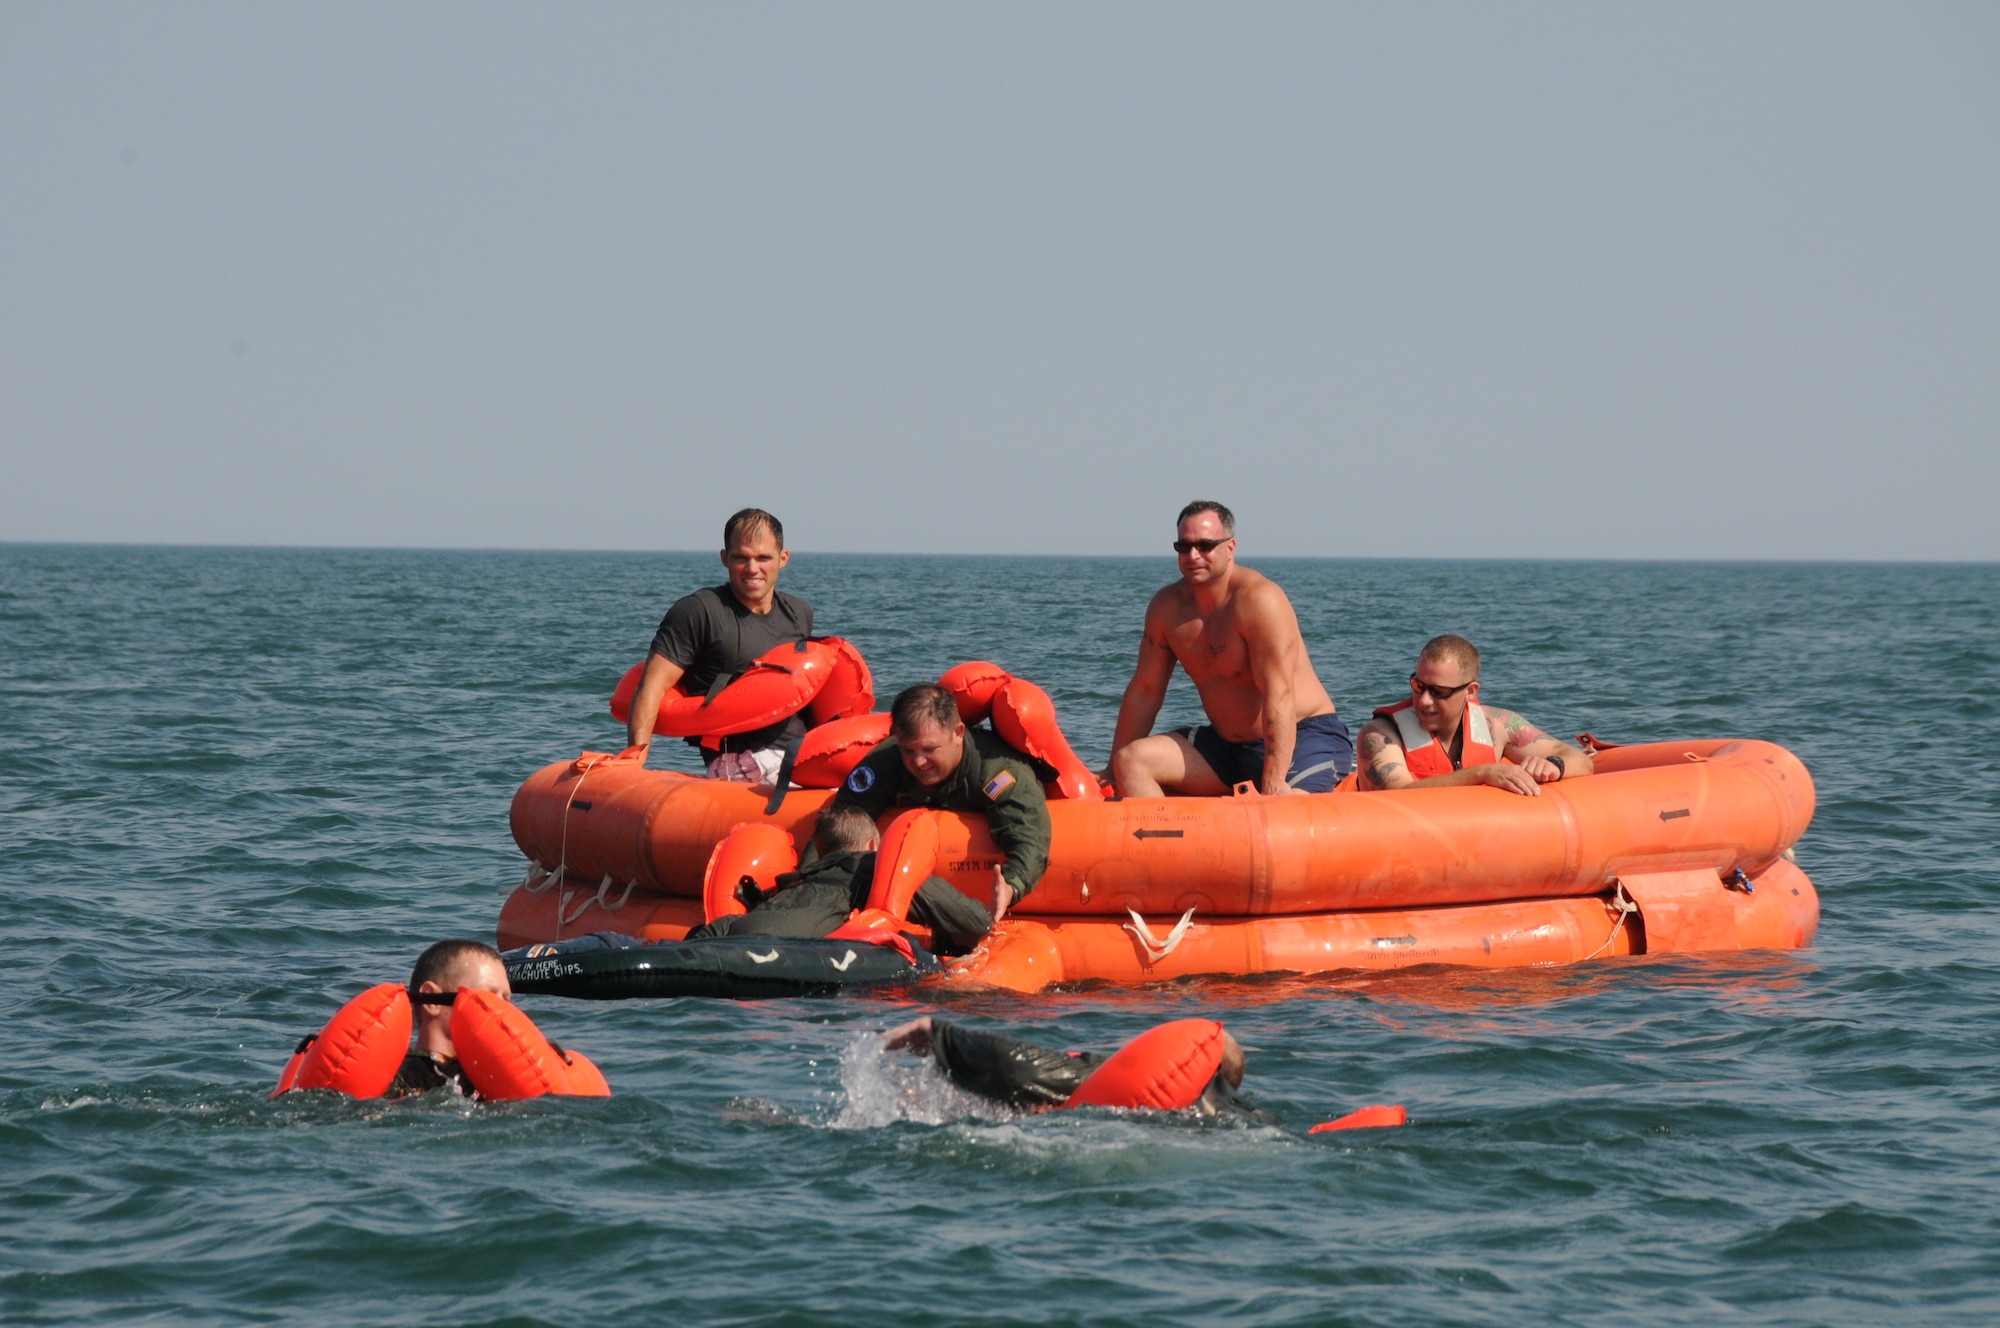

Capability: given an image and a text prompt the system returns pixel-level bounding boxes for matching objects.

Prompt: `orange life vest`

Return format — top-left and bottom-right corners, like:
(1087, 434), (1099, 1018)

(1063, 1018), (1227, 1112)
(1372, 698), (1498, 778)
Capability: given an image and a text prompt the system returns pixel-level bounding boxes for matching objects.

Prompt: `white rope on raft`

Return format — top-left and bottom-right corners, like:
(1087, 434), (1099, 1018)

(1124, 907), (1196, 962)
(1582, 882), (1640, 962)
(559, 874), (638, 927)
(548, 752), (609, 938)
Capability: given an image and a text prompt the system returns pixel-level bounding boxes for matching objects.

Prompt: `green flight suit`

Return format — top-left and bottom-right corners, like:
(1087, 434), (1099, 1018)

(822, 727), (1054, 901)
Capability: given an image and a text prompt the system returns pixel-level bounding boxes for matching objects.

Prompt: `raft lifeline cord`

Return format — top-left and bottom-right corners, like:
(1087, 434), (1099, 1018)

(531, 751), (612, 938)
(562, 874), (636, 928)
(1123, 907), (1197, 962)
(1581, 882), (1640, 962)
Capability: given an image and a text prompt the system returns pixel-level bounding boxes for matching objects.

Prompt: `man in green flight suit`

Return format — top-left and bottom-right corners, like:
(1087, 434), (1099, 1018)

(817, 682), (1053, 925)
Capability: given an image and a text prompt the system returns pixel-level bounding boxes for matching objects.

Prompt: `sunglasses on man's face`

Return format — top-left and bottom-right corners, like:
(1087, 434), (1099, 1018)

(1409, 675), (1475, 702)
(1174, 538), (1229, 555)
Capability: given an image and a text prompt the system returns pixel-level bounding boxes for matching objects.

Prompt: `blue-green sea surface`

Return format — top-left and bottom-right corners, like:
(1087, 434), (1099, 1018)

(2, 546), (1995, 1327)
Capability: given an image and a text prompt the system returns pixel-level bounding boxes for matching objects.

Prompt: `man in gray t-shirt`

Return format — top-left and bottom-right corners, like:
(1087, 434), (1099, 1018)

(623, 508), (815, 783)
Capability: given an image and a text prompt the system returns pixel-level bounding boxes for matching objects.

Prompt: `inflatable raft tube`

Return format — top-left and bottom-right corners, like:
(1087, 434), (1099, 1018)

(503, 933), (939, 1000)
(942, 856), (1819, 993)
(493, 856), (1816, 991)
(509, 738), (1814, 917)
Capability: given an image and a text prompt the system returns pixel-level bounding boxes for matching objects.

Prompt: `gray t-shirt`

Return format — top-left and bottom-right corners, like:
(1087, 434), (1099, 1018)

(648, 585), (814, 752)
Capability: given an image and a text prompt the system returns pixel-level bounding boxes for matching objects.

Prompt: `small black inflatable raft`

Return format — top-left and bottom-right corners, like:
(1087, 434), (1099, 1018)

(503, 931), (940, 1000)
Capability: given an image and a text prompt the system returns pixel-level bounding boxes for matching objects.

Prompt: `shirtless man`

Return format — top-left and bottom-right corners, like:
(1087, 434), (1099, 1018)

(1353, 634), (1593, 795)
(1107, 502), (1351, 797)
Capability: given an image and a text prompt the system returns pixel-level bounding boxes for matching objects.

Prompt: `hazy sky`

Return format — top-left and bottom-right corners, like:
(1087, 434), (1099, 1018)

(3, 3), (1995, 558)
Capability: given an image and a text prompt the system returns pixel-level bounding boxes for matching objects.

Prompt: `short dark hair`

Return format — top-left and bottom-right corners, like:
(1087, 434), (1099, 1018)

(890, 683), (961, 739)
(1418, 634), (1481, 677)
(1177, 500), (1235, 535)
(409, 939), (504, 994)
(723, 508), (784, 550)
(814, 804), (879, 854)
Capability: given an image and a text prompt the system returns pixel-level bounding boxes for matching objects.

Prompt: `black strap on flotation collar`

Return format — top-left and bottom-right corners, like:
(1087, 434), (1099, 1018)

(410, 991), (457, 1007)
(763, 732), (803, 815)
(292, 1034), (318, 1054)
(734, 874), (770, 910)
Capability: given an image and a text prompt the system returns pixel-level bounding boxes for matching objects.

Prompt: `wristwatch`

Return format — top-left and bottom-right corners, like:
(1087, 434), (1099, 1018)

(1547, 754), (1566, 780)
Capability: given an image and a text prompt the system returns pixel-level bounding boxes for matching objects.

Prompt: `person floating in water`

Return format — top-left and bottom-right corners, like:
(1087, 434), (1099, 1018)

(1353, 634), (1594, 796)
(1107, 501), (1352, 798)
(385, 939), (513, 1099)
(881, 1014), (1277, 1123)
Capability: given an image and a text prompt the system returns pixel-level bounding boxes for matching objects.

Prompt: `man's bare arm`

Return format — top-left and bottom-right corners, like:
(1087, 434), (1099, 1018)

(1491, 708), (1593, 783)
(626, 652), (687, 751)
(1107, 600), (1181, 760)
(1358, 715), (1544, 796)
(1355, 722), (1413, 791)
(1240, 582), (1302, 793)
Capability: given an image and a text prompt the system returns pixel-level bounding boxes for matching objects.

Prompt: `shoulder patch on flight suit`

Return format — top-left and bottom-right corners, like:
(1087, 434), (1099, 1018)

(983, 770), (1016, 799)
(846, 765), (877, 793)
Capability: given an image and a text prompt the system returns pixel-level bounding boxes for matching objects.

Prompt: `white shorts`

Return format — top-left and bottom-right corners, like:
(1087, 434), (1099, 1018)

(704, 748), (788, 786)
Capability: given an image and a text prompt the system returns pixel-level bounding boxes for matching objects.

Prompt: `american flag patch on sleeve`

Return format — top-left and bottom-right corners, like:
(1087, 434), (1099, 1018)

(982, 770), (1017, 799)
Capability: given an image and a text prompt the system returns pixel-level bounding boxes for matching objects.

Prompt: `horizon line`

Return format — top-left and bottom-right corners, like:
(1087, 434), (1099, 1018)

(2, 538), (1994, 567)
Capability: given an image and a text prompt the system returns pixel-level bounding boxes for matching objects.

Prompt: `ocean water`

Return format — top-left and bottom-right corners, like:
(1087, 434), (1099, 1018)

(2, 545), (1995, 1327)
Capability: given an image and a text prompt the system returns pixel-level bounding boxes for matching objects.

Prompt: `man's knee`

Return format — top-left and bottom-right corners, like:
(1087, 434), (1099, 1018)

(1109, 741), (1148, 782)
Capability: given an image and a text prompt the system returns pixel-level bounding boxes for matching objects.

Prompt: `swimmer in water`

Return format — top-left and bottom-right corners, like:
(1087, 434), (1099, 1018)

(882, 1015), (1275, 1123)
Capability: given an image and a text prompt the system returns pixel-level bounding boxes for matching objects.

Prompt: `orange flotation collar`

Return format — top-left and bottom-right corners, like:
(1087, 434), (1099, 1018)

(939, 661), (1102, 801)
(274, 985), (608, 1101)
(939, 660), (1013, 725)
(449, 988), (611, 1100)
(701, 821), (801, 922)
(864, 809), (941, 922)
(1063, 1018), (1227, 1112)
(271, 983), (412, 1099)
(805, 636), (875, 726)
(791, 711), (893, 788)
(610, 639), (835, 741)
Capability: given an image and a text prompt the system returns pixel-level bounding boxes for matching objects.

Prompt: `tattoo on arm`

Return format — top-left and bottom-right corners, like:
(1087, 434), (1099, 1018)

(1357, 728), (1408, 787)
(1500, 711), (1548, 750)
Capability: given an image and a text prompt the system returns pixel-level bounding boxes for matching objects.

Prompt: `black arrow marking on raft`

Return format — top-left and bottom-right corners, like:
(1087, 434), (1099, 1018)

(1659, 808), (1690, 821)
(1132, 829), (1185, 840)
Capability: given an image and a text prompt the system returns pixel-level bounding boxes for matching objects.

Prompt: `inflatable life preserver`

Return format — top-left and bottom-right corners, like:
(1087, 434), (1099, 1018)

(609, 640), (836, 740)
(806, 637), (875, 726)
(938, 662), (1100, 801)
(701, 821), (801, 922)
(791, 712), (893, 788)
(940, 660), (1012, 726)
(826, 908), (919, 964)
(1309, 1104), (1407, 1133)
(449, 987), (611, 1100)
(990, 677), (1101, 801)
(864, 810), (941, 921)
(1064, 1018), (1227, 1111)
(271, 983), (412, 1099)
(1373, 698), (1497, 778)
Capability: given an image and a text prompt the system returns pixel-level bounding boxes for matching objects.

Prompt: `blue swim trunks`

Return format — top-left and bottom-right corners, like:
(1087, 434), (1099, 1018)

(1172, 713), (1354, 794)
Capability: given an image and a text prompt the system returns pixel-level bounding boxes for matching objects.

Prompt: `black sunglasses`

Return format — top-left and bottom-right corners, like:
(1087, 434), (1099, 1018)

(1409, 675), (1475, 702)
(1173, 538), (1229, 555)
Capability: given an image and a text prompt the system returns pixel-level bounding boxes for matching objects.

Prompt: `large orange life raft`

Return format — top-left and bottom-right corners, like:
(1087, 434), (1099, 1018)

(497, 737), (1819, 991)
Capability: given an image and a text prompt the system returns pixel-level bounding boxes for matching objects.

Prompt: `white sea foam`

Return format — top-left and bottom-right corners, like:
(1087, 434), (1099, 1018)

(829, 1029), (1012, 1129)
